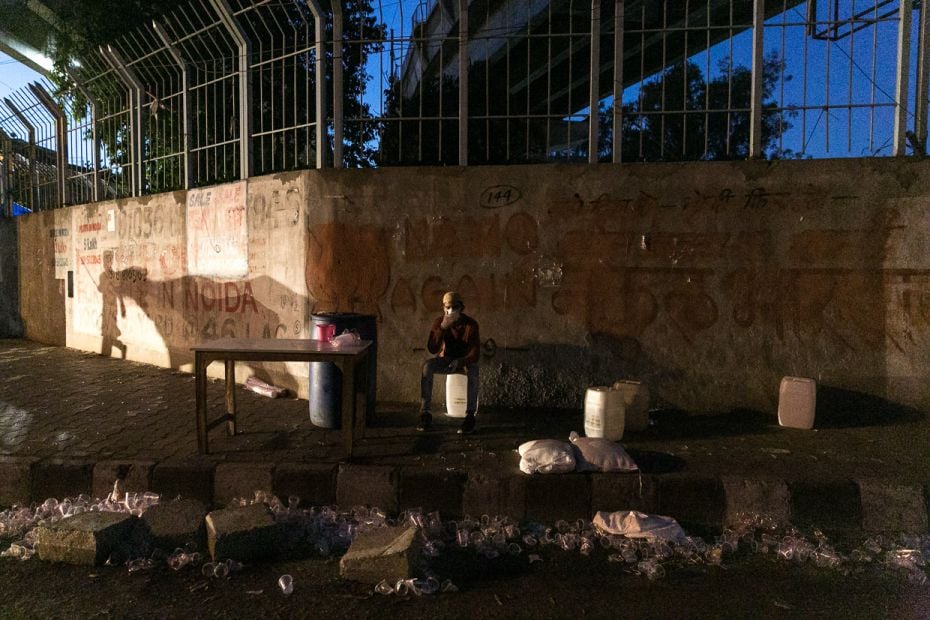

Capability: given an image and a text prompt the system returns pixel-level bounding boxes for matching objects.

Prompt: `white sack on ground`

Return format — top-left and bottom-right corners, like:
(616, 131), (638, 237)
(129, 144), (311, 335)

(518, 439), (576, 474)
(592, 510), (686, 542)
(569, 432), (638, 472)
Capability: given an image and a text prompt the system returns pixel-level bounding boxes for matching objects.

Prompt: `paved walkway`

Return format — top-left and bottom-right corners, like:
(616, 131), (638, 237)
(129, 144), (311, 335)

(1, 339), (927, 535)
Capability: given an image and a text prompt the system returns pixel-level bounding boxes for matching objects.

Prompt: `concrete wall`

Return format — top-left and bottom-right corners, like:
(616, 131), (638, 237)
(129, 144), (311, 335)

(0, 218), (24, 337)
(20, 158), (930, 414)
(17, 210), (65, 345)
(64, 174), (310, 394)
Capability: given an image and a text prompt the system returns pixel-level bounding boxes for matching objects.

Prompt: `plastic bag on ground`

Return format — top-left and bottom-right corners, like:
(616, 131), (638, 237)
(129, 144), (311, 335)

(518, 439), (576, 474)
(592, 510), (686, 542)
(244, 376), (288, 398)
(569, 431), (639, 472)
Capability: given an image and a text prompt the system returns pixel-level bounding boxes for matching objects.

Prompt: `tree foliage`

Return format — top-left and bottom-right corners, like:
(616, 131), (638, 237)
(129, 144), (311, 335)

(605, 51), (798, 162)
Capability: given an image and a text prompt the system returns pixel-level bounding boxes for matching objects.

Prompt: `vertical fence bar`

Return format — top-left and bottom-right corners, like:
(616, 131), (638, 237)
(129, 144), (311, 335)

(749, 0), (764, 158)
(588, 0), (601, 163)
(893, 0), (912, 156)
(70, 73), (102, 203)
(210, 0), (253, 178)
(29, 83), (67, 207)
(304, 0), (328, 168)
(153, 21), (193, 189)
(0, 128), (10, 216)
(612, 0), (624, 163)
(458, 0), (468, 166)
(3, 98), (37, 210)
(101, 46), (144, 196)
(914, 0), (930, 155)
(333, 0), (344, 168)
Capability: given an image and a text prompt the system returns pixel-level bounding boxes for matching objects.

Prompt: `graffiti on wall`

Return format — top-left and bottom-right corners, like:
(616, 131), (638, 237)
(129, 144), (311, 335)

(187, 181), (248, 277)
(248, 184), (302, 279)
(71, 194), (304, 367)
(350, 181), (917, 358)
(51, 226), (70, 279)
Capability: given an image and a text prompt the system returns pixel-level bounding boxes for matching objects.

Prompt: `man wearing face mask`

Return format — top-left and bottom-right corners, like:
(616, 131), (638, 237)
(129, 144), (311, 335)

(417, 291), (480, 434)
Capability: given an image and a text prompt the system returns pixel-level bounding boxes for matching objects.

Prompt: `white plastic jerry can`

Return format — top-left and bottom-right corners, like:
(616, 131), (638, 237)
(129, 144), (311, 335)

(778, 376), (817, 429)
(611, 380), (650, 432)
(445, 373), (469, 418)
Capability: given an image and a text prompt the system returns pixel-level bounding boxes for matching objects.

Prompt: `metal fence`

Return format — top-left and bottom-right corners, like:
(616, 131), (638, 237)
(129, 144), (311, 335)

(1, 0), (927, 213)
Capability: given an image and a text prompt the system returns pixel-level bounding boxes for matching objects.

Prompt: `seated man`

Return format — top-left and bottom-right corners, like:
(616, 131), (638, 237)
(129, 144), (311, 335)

(417, 291), (480, 434)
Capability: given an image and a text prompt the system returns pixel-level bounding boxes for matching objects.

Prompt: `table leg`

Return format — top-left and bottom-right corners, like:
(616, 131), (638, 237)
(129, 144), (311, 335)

(341, 359), (355, 457)
(195, 352), (208, 454)
(354, 351), (369, 437)
(225, 359), (237, 436)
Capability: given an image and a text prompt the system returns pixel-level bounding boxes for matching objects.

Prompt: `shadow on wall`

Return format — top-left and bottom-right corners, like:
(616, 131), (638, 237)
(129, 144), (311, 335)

(98, 250), (132, 359)
(479, 332), (671, 409)
(815, 385), (923, 428)
(105, 271), (306, 389)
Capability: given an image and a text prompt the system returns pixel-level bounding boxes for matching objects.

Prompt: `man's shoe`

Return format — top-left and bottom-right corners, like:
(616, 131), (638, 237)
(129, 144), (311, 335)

(457, 414), (476, 435)
(416, 412), (432, 431)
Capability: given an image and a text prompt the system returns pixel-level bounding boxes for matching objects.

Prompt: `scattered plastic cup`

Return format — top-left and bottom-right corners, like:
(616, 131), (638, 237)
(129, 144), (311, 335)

(278, 574), (294, 595)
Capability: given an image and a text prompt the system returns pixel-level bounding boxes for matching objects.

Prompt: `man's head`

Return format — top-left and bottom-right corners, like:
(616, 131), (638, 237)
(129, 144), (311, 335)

(442, 291), (463, 316)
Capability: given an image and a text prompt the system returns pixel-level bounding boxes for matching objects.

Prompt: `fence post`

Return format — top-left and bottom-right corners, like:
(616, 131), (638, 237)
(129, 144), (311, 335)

(29, 83), (68, 208)
(893, 0), (913, 156)
(101, 45), (145, 196)
(0, 128), (10, 217)
(612, 0), (623, 163)
(748, 0), (764, 159)
(152, 21), (193, 189)
(2, 98), (37, 211)
(69, 74), (102, 204)
(304, 0), (329, 168)
(459, 0), (469, 166)
(332, 0), (344, 169)
(210, 0), (253, 178)
(588, 0), (601, 163)
(914, 1), (930, 156)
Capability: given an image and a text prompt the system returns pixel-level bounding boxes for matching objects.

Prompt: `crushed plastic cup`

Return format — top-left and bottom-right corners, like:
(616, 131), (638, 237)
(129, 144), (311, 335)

(417, 576), (440, 595)
(278, 574), (294, 595)
(168, 552), (190, 570)
(127, 558), (154, 574)
(638, 559), (666, 581)
(579, 539), (593, 556)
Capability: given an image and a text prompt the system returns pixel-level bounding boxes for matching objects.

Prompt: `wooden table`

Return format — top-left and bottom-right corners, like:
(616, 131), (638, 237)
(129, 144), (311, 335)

(191, 338), (372, 456)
